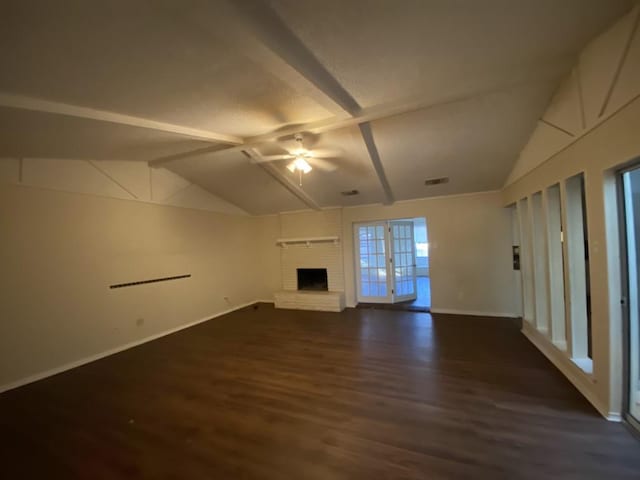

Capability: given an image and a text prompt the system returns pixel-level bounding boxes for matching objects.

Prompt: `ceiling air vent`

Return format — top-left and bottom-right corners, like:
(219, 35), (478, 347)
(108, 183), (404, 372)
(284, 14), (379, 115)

(341, 189), (359, 196)
(424, 177), (449, 186)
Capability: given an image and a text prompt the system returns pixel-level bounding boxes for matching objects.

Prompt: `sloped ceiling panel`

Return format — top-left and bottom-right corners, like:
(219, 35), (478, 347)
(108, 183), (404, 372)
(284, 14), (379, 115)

(165, 184), (248, 216)
(606, 7), (640, 116)
(270, 0), (631, 109)
(167, 150), (308, 215)
(505, 123), (575, 185)
(579, 6), (639, 128)
(22, 159), (134, 200)
(505, 4), (638, 186)
(0, 1), (333, 137)
(92, 160), (152, 201)
(542, 70), (583, 136)
(372, 82), (557, 201)
(0, 107), (215, 162)
(149, 168), (191, 203)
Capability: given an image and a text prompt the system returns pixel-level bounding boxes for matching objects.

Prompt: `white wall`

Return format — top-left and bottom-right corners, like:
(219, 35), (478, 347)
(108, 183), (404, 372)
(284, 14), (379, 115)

(279, 209), (344, 292)
(341, 192), (517, 316)
(256, 195), (516, 317)
(0, 182), (260, 390)
(0, 157), (248, 215)
(502, 5), (640, 419)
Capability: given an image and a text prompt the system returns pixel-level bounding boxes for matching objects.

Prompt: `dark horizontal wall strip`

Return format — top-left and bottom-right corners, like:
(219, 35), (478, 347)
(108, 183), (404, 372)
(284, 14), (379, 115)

(109, 274), (191, 289)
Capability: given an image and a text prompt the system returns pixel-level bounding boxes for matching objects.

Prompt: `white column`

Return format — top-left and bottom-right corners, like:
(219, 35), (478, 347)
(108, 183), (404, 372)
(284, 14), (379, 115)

(544, 185), (567, 349)
(518, 198), (536, 323)
(531, 192), (550, 334)
(560, 175), (589, 359)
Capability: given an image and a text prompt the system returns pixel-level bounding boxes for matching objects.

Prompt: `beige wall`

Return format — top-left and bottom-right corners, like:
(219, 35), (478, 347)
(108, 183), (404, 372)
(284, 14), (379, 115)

(257, 192), (517, 317)
(341, 192), (517, 315)
(502, 5), (640, 419)
(252, 214), (281, 300)
(503, 97), (640, 419)
(0, 183), (259, 389)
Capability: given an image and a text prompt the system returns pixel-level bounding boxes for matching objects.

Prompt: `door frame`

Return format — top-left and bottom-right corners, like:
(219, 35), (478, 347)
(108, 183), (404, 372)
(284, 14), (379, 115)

(353, 221), (393, 303)
(617, 162), (640, 433)
(353, 217), (421, 304)
(389, 220), (418, 303)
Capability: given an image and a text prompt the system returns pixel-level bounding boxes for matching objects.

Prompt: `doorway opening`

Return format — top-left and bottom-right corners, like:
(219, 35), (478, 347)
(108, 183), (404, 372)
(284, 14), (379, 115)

(354, 217), (431, 311)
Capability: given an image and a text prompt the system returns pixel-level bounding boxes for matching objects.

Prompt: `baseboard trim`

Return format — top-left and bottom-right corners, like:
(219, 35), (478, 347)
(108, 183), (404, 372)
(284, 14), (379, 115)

(0, 300), (259, 394)
(430, 308), (517, 318)
(520, 322), (618, 421)
(606, 412), (623, 422)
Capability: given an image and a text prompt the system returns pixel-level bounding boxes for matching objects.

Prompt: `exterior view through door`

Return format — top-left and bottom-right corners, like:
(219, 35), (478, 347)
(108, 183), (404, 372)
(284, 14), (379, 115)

(354, 218), (430, 308)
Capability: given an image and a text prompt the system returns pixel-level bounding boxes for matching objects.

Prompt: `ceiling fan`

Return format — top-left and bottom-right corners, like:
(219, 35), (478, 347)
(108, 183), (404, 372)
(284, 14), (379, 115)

(252, 134), (341, 182)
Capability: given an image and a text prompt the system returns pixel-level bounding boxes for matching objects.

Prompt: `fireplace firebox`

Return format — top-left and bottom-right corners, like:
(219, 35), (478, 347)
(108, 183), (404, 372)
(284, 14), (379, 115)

(297, 268), (328, 291)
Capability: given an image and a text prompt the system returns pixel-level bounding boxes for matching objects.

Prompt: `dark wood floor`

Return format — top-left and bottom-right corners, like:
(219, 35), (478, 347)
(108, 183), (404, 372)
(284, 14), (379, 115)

(1, 304), (638, 479)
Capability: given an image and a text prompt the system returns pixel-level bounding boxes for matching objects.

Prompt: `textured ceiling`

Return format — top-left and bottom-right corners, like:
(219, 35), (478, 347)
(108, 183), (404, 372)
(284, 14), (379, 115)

(0, 0), (634, 214)
(270, 0), (632, 108)
(0, 107), (214, 161)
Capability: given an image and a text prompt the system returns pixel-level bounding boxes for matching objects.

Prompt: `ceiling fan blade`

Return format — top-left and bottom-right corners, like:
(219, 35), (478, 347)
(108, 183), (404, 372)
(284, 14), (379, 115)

(253, 153), (294, 163)
(308, 148), (342, 158)
(309, 157), (339, 172)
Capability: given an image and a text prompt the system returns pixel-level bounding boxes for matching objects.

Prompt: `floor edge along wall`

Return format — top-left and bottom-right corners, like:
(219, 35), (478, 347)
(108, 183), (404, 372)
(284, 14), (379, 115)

(0, 300), (261, 394)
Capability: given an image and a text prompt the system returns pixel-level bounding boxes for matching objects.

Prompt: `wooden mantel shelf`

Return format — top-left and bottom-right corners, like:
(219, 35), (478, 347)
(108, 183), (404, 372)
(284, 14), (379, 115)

(276, 236), (339, 247)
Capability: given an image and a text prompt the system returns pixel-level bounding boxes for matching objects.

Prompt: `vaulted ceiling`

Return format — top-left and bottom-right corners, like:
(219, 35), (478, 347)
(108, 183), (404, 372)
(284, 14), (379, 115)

(0, 0), (633, 214)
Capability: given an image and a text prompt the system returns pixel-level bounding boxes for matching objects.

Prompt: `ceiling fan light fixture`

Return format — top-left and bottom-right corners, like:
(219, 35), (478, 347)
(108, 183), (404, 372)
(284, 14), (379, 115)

(287, 156), (312, 174)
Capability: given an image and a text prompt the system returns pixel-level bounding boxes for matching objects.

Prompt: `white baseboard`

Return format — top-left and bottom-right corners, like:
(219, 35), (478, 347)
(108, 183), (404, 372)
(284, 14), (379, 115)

(606, 412), (623, 422)
(430, 308), (517, 318)
(0, 300), (259, 394)
(255, 299), (275, 304)
(521, 322), (619, 421)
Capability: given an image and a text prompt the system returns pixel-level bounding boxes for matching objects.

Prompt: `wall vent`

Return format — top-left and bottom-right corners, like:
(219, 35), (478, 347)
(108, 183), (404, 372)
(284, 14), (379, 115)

(424, 177), (449, 186)
(341, 189), (359, 196)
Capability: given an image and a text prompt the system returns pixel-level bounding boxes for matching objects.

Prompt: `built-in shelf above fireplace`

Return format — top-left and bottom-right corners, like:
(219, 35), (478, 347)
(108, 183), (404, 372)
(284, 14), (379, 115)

(276, 236), (339, 248)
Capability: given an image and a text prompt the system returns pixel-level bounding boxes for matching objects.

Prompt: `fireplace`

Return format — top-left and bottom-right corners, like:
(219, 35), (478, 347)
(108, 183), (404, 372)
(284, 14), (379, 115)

(297, 268), (328, 291)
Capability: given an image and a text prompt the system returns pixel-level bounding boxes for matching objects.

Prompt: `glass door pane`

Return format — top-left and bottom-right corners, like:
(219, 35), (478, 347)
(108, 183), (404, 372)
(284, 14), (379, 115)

(354, 222), (391, 303)
(390, 220), (417, 303)
(623, 169), (640, 424)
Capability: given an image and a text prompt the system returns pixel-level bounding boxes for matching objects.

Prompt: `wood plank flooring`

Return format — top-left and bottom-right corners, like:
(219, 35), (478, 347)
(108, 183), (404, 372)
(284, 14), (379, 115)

(0, 304), (638, 479)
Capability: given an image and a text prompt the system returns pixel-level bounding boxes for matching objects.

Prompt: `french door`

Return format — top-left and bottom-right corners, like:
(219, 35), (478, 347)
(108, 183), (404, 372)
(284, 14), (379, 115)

(354, 220), (417, 303)
(621, 167), (640, 428)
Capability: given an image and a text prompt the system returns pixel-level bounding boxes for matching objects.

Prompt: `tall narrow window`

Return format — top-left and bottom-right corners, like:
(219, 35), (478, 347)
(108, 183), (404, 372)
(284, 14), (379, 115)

(562, 173), (592, 372)
(545, 184), (567, 350)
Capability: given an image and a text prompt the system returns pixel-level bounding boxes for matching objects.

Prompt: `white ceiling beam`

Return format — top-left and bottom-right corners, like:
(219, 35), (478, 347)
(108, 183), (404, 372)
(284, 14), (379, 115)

(358, 123), (394, 205)
(247, 149), (321, 210)
(149, 74), (559, 166)
(0, 93), (243, 145)
(228, 0), (361, 117)
(246, 59), (571, 144)
(147, 62), (568, 168)
(148, 144), (233, 168)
